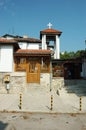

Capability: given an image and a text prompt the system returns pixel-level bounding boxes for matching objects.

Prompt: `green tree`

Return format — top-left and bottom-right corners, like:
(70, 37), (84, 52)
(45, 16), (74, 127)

(60, 50), (85, 59)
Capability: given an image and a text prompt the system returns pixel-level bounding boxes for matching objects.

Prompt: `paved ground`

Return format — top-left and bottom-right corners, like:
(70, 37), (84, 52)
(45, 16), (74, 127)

(0, 85), (86, 130)
(0, 86), (86, 113)
(0, 112), (86, 130)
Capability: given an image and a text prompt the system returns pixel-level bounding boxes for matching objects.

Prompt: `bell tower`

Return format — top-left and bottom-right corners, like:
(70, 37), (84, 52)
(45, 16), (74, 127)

(40, 23), (62, 59)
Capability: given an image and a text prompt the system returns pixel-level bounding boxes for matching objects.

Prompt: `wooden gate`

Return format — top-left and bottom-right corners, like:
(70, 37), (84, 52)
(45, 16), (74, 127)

(27, 59), (40, 83)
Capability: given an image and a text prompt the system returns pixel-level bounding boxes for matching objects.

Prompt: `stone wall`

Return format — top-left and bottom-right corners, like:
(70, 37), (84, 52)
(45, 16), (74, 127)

(0, 73), (6, 93)
(0, 72), (26, 94)
(0, 72), (51, 93)
(52, 77), (64, 92)
(0, 72), (65, 94)
(40, 73), (50, 89)
(10, 72), (26, 93)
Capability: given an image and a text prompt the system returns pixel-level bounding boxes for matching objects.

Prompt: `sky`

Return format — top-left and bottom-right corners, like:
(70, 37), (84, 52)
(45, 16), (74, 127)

(0, 0), (86, 52)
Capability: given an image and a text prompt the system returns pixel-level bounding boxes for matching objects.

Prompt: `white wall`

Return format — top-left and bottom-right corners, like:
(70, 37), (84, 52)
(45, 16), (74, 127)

(54, 35), (60, 59)
(19, 42), (27, 49)
(18, 42), (23, 48)
(0, 45), (13, 72)
(19, 42), (39, 49)
(27, 43), (39, 49)
(42, 35), (47, 49)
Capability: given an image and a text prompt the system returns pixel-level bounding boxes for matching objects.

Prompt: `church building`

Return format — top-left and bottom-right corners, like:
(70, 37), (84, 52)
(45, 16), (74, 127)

(0, 23), (62, 93)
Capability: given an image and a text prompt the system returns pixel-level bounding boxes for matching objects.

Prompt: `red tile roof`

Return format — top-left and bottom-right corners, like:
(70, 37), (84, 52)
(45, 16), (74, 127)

(14, 37), (41, 43)
(0, 38), (17, 43)
(16, 49), (51, 53)
(0, 36), (41, 43)
(40, 28), (62, 35)
(14, 49), (52, 56)
(0, 38), (20, 50)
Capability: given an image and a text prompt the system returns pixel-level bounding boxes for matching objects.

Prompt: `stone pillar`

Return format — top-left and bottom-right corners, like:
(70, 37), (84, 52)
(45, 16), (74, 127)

(42, 34), (47, 49)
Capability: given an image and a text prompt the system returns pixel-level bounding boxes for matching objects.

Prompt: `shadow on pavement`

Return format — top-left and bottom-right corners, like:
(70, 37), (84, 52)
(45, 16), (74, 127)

(0, 121), (8, 130)
(64, 80), (86, 96)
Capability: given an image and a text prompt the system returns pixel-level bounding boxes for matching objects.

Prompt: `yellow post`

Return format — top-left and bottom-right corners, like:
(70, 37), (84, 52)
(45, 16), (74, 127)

(50, 95), (53, 110)
(79, 96), (82, 111)
(19, 93), (22, 110)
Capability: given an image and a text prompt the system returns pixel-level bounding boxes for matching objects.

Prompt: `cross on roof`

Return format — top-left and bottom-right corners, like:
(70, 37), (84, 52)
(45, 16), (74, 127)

(47, 22), (52, 29)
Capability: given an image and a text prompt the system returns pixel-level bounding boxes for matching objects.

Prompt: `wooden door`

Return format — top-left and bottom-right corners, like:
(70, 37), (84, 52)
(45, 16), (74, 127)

(27, 59), (40, 83)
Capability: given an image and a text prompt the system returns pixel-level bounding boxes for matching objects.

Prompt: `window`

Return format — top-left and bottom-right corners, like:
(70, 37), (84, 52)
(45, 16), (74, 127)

(20, 58), (26, 64)
(18, 42), (23, 48)
(41, 57), (50, 73)
(29, 61), (38, 73)
(39, 44), (42, 49)
(52, 64), (64, 77)
(15, 57), (26, 71)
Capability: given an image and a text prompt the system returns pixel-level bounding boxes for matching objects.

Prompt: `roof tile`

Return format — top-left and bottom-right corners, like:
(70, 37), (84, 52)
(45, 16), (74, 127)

(0, 38), (17, 43)
(14, 37), (41, 43)
(15, 49), (52, 56)
(40, 28), (62, 34)
(16, 49), (51, 54)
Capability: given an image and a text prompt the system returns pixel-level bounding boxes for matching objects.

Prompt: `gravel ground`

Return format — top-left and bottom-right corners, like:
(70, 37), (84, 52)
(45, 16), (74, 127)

(0, 112), (86, 130)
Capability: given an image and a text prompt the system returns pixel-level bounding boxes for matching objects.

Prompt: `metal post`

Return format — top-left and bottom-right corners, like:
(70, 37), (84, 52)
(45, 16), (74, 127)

(19, 93), (22, 110)
(50, 57), (52, 91)
(79, 96), (82, 111)
(50, 95), (53, 110)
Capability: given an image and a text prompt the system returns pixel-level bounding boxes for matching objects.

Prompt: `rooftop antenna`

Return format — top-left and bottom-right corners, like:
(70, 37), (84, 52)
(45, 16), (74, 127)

(47, 22), (52, 29)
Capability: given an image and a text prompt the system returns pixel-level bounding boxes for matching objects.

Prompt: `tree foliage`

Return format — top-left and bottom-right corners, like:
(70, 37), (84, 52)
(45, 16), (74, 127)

(60, 50), (85, 59)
